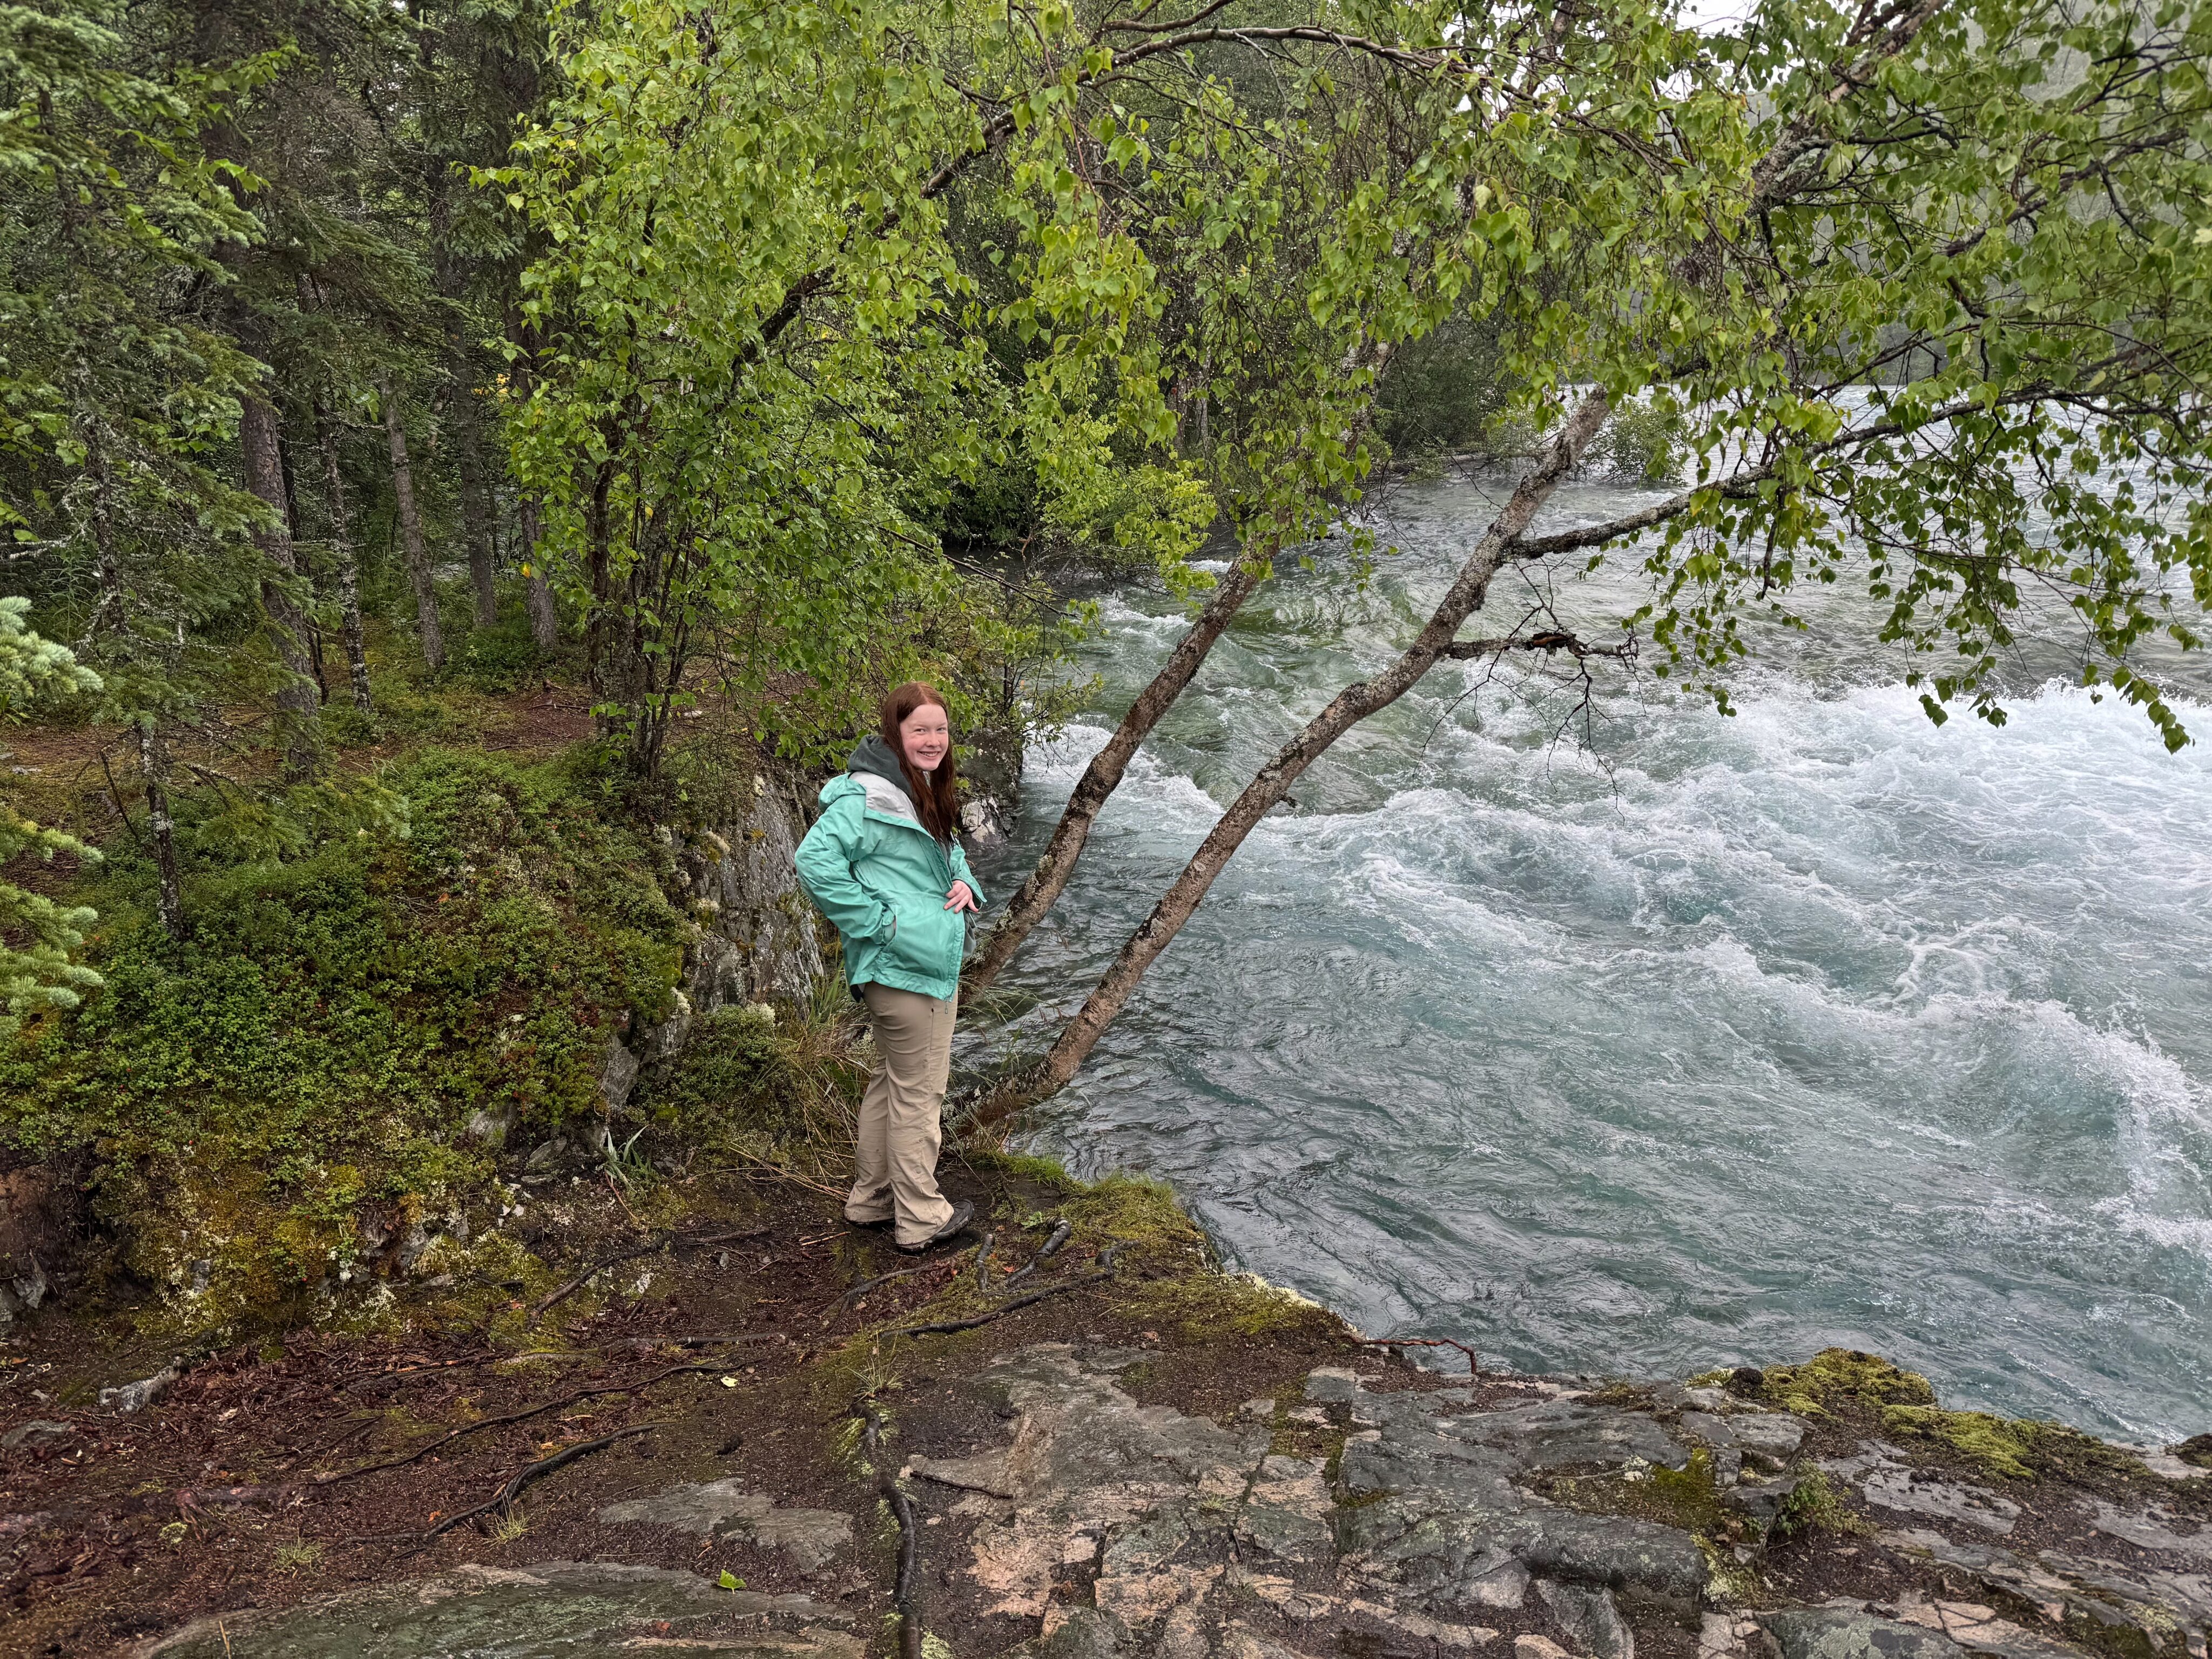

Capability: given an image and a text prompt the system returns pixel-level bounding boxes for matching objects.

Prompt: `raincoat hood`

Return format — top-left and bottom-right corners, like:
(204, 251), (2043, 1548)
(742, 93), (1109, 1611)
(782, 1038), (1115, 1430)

(846, 732), (914, 794)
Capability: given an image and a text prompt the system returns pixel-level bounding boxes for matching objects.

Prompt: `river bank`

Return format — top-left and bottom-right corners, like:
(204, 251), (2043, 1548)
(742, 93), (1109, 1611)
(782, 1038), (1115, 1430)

(3, 1151), (2209, 1659)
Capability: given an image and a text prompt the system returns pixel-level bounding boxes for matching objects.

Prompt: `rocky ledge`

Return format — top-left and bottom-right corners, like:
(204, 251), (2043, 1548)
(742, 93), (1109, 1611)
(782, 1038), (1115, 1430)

(131, 1339), (2210, 1659)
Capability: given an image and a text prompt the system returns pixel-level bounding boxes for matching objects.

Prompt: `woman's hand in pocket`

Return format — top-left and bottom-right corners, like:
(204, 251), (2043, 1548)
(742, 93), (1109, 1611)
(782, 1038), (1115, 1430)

(944, 880), (979, 914)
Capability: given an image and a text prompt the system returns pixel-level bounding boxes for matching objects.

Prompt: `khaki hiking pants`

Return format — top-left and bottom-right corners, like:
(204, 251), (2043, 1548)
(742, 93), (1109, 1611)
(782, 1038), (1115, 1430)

(846, 984), (957, 1247)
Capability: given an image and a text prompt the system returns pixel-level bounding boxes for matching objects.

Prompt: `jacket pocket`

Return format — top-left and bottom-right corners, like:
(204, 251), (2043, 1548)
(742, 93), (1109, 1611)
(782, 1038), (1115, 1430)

(882, 891), (960, 980)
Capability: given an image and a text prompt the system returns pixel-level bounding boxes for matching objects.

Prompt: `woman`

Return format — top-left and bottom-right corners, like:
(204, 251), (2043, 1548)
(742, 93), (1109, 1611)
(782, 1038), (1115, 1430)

(793, 683), (984, 1252)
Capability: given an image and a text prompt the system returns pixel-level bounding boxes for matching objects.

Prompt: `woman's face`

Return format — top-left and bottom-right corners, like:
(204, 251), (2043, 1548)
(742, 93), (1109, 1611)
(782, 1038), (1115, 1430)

(899, 703), (951, 773)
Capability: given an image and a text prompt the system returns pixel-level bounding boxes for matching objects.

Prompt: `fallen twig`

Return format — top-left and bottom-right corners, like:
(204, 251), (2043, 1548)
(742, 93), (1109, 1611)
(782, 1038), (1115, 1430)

(1359, 1335), (1480, 1376)
(605, 1333), (790, 1351)
(304, 1416), (380, 1465)
(318, 1360), (729, 1486)
(994, 1219), (1073, 1294)
(417, 1422), (664, 1542)
(176, 1483), (297, 1515)
(680, 1226), (772, 1248)
(906, 1458), (1016, 1500)
(530, 1240), (665, 1322)
(820, 1257), (956, 1324)
(879, 1269), (1116, 1340)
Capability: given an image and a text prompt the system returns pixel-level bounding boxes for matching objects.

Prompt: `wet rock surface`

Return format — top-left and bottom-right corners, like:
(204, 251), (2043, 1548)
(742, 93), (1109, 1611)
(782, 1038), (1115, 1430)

(597, 1479), (854, 1568)
(138, 1560), (858, 1657)
(882, 1347), (2210, 1659)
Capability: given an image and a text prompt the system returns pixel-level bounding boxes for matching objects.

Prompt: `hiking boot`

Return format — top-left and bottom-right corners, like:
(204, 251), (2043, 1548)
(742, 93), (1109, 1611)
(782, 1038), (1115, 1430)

(896, 1199), (975, 1254)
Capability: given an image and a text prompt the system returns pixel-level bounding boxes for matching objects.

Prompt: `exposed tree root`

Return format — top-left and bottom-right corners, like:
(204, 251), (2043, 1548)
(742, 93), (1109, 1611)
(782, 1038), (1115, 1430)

(318, 1360), (733, 1486)
(861, 1404), (923, 1659)
(880, 1267), (1116, 1339)
(349, 1424), (666, 1549)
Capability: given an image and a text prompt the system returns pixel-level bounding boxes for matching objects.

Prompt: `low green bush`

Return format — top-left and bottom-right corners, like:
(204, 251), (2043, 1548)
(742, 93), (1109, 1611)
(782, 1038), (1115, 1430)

(0, 747), (687, 1332)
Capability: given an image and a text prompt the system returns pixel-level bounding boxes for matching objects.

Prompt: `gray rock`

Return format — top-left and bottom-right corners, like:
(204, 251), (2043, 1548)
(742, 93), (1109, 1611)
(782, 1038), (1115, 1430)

(598, 1037), (640, 1112)
(1726, 1469), (1813, 1532)
(1732, 1415), (1809, 1464)
(1304, 1366), (1366, 1405)
(1538, 1578), (1636, 1659)
(1236, 1454), (1335, 1564)
(100, 1363), (179, 1414)
(1823, 1444), (2020, 1536)
(678, 786), (827, 1013)
(1681, 1408), (1806, 1471)
(1335, 1391), (1709, 1612)
(2082, 1500), (2212, 1561)
(597, 1480), (853, 1569)
(1005, 1608), (1135, 1658)
(1892, 1601), (2099, 1659)
(11, 1253), (47, 1311)
(1444, 1399), (1692, 1475)
(638, 988), (694, 1063)
(138, 1560), (857, 1657)
(0, 1419), (71, 1449)
(1763, 1610), (1967, 1659)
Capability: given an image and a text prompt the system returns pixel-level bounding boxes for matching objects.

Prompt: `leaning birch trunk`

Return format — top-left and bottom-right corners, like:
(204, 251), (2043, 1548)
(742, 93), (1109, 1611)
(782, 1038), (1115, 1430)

(964, 390), (1611, 1127)
(960, 548), (1270, 995)
(239, 390), (323, 783)
(314, 399), (374, 713)
(379, 376), (444, 674)
(519, 495), (558, 651)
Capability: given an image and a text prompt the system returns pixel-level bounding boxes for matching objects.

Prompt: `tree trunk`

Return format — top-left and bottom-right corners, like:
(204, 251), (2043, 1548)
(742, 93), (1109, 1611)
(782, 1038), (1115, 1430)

(79, 415), (127, 643)
(136, 719), (184, 939)
(81, 421), (185, 938)
(585, 455), (616, 716)
(520, 495), (558, 651)
(380, 376), (444, 673)
(240, 390), (323, 783)
(276, 431), (330, 705)
(964, 390), (1611, 1128)
(960, 548), (1270, 995)
(456, 416), (500, 626)
(315, 399), (374, 713)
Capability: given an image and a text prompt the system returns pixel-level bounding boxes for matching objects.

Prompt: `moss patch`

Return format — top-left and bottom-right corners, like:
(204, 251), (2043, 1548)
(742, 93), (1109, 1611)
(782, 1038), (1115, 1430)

(1758, 1349), (1936, 1417)
(1541, 1447), (1755, 1547)
(1880, 1406), (2146, 1485)
(1770, 1468), (1867, 1541)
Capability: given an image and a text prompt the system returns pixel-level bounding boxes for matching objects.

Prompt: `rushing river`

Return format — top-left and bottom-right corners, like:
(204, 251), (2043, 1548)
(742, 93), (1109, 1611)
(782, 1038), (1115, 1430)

(957, 466), (2212, 1445)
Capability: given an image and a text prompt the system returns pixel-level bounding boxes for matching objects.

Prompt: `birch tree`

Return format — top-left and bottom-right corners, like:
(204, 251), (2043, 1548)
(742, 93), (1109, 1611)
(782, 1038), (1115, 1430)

(965, 0), (2212, 1117)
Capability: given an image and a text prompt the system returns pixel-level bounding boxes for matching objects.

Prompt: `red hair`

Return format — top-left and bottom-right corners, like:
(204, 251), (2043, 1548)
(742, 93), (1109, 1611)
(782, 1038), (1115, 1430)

(880, 682), (961, 846)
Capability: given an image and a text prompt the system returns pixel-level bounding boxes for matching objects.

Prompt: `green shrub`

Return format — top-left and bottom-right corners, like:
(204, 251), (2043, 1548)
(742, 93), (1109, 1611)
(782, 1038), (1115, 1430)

(642, 1005), (802, 1138)
(451, 610), (551, 693)
(0, 747), (686, 1331)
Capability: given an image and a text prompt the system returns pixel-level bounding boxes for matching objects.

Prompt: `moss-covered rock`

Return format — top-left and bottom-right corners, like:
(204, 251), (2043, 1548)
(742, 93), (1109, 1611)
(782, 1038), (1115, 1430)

(1878, 1405), (2147, 1483)
(1755, 1348), (1937, 1417)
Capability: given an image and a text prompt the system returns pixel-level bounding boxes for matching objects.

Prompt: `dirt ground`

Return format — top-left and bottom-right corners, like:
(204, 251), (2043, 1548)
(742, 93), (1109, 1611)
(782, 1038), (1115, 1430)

(0, 1154), (1377, 1657)
(4, 1151), (2208, 1659)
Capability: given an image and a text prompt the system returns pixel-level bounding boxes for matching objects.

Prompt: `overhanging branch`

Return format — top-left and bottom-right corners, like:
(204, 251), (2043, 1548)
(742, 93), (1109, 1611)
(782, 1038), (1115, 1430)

(1442, 629), (1634, 660)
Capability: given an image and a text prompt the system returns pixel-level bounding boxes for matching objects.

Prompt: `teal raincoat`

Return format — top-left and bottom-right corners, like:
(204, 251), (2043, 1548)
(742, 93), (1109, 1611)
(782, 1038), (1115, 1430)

(793, 736), (985, 1001)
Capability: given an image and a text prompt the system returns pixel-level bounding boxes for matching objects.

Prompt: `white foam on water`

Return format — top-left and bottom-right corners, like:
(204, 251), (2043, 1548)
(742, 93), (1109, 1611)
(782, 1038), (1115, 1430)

(994, 527), (2212, 1435)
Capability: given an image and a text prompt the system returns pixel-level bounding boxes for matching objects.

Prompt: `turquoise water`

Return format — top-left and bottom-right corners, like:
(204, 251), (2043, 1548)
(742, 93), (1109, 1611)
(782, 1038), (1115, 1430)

(960, 467), (2212, 1444)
